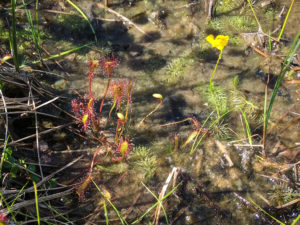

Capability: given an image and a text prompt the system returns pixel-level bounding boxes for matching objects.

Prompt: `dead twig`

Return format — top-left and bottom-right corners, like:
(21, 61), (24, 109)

(94, 3), (150, 38)
(0, 122), (74, 148)
(0, 188), (74, 215)
(153, 167), (180, 225)
(32, 96), (59, 111)
(215, 140), (234, 167)
(276, 198), (300, 209)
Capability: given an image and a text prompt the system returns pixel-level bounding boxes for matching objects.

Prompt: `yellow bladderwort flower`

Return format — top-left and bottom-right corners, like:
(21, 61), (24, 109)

(206, 34), (229, 51)
(205, 34), (229, 117)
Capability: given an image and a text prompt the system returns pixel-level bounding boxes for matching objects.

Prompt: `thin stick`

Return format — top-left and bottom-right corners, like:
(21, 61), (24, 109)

(277, 198), (300, 209)
(250, 45), (269, 58)
(28, 80), (43, 178)
(32, 96), (59, 110)
(0, 188), (74, 215)
(278, 116), (300, 133)
(94, 3), (150, 37)
(1, 123), (74, 148)
(154, 167), (180, 225)
(215, 140), (234, 167)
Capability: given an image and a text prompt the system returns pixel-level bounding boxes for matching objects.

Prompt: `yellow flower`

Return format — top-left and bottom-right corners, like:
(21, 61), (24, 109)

(206, 34), (229, 51)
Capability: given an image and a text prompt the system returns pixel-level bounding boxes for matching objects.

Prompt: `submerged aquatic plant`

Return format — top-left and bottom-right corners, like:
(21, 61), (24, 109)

(130, 146), (158, 180)
(206, 34), (229, 117)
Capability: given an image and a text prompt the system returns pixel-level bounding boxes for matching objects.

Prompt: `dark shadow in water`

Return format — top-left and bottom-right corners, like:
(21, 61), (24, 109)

(163, 94), (187, 122)
(192, 47), (219, 62)
(227, 48), (246, 57)
(127, 54), (167, 72)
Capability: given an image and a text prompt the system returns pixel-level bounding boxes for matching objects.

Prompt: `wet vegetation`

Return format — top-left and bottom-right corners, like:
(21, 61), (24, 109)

(0, 0), (300, 224)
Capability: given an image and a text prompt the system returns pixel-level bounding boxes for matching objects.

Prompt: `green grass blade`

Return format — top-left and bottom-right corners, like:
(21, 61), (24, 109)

(278, 0), (295, 41)
(10, 210), (55, 225)
(10, 0), (19, 71)
(10, 181), (29, 207)
(268, 31), (272, 52)
(132, 182), (182, 224)
(141, 182), (169, 225)
(0, 192), (19, 224)
(64, 0), (97, 42)
(21, 0), (41, 56)
(33, 181), (40, 225)
(263, 74), (268, 148)
(240, 109), (252, 145)
(92, 179), (128, 225)
(246, 0), (261, 30)
(35, 0), (40, 47)
(190, 110), (232, 155)
(0, 136), (10, 180)
(45, 202), (73, 223)
(249, 198), (285, 225)
(29, 42), (92, 64)
(103, 200), (109, 225)
(291, 214), (300, 225)
(265, 32), (300, 132)
(190, 111), (214, 155)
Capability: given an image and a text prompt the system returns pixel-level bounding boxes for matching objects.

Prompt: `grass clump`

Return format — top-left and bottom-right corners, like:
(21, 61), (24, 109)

(130, 146), (158, 180)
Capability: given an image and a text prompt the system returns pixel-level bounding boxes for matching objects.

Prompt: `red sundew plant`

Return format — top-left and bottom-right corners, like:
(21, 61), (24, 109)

(99, 53), (118, 77)
(109, 80), (127, 120)
(87, 60), (99, 98)
(0, 213), (7, 225)
(97, 54), (119, 126)
(111, 138), (132, 162)
(71, 54), (135, 198)
(71, 97), (95, 131)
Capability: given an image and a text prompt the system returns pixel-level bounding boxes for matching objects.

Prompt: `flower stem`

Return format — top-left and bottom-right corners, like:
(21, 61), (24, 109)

(209, 50), (223, 117)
